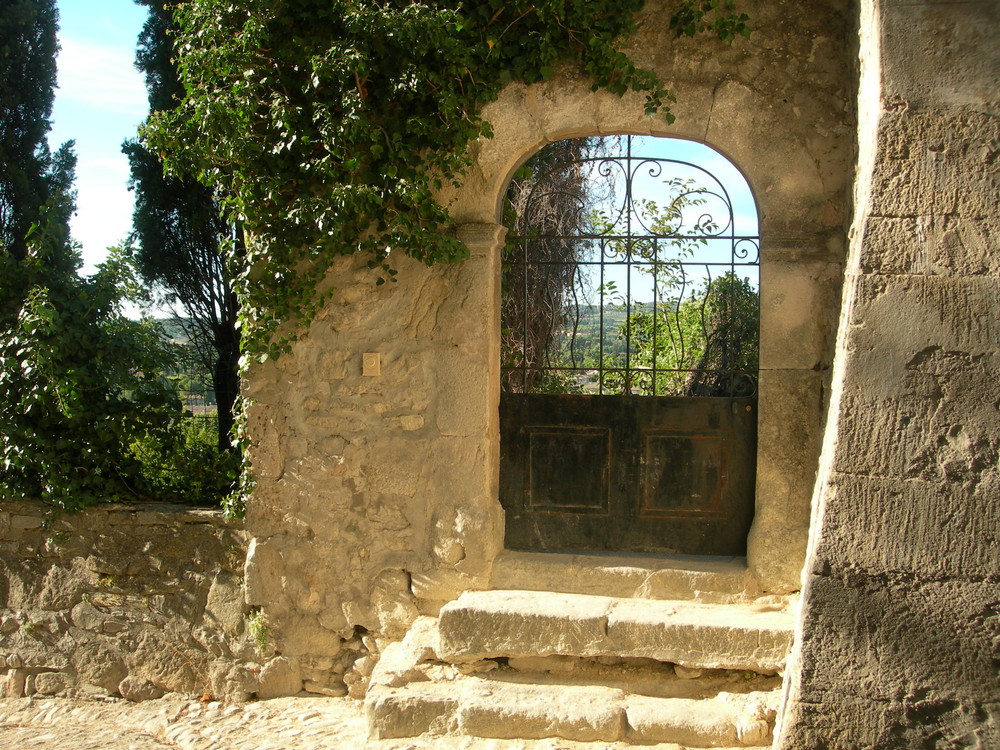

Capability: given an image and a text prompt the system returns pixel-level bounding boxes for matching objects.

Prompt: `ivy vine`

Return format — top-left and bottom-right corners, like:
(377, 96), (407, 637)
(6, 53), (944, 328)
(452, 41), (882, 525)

(146, 0), (749, 363)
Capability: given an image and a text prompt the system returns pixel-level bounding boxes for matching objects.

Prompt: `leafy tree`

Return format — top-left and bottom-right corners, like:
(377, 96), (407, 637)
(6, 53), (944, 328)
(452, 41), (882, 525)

(1, 239), (186, 509)
(124, 0), (240, 452)
(0, 0), (209, 510)
(622, 273), (759, 396)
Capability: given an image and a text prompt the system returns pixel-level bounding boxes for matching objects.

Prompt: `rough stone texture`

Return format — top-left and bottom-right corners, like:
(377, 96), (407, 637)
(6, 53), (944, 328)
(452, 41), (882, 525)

(776, 0), (1000, 747)
(437, 590), (794, 673)
(457, 683), (628, 742)
(625, 694), (771, 747)
(239, 0), (855, 689)
(119, 676), (165, 703)
(368, 685), (461, 739)
(368, 678), (778, 747)
(1, 0), (991, 743)
(256, 657), (303, 699)
(0, 501), (258, 702)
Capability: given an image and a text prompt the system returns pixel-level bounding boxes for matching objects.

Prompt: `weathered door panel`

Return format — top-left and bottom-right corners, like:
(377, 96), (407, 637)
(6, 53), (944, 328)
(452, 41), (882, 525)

(500, 393), (756, 555)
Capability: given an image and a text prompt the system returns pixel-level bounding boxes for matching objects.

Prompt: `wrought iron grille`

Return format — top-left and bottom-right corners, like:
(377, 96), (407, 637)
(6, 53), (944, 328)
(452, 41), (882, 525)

(500, 135), (760, 397)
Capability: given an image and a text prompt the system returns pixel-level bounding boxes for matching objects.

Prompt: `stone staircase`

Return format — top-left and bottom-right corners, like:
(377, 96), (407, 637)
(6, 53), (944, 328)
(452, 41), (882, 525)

(365, 552), (796, 747)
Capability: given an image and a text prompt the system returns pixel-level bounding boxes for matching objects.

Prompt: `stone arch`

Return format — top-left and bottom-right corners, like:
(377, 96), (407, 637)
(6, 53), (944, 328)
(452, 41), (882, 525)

(446, 66), (846, 592)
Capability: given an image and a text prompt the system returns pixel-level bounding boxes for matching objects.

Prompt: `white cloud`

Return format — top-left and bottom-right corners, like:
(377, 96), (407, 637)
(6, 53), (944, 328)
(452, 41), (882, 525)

(71, 154), (135, 272)
(56, 37), (146, 117)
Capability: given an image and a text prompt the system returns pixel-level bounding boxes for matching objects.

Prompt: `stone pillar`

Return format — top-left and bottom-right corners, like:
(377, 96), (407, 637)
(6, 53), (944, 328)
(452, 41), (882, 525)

(410, 222), (508, 606)
(777, 0), (1000, 744)
(749, 232), (843, 592)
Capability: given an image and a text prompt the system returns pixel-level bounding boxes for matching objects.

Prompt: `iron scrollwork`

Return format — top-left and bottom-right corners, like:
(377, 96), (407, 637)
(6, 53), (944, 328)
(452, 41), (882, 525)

(501, 135), (760, 398)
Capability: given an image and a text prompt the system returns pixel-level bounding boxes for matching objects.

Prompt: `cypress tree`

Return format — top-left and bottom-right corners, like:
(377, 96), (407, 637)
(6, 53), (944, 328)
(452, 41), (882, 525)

(0, 0), (74, 263)
(124, 0), (241, 452)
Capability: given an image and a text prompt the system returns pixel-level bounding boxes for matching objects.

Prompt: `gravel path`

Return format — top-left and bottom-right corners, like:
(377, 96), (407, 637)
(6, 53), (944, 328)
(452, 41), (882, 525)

(0, 696), (754, 750)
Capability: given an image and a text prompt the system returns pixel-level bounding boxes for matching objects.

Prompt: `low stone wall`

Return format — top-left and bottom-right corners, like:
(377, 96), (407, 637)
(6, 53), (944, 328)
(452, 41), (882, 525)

(0, 501), (260, 702)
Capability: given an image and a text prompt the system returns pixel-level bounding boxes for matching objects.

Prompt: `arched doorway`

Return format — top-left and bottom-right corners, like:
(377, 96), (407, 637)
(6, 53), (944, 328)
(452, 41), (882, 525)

(498, 135), (760, 555)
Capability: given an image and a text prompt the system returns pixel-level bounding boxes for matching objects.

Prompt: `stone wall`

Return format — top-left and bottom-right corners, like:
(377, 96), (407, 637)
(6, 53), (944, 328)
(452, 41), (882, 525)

(777, 0), (1000, 746)
(0, 502), (262, 702)
(242, 0), (856, 695)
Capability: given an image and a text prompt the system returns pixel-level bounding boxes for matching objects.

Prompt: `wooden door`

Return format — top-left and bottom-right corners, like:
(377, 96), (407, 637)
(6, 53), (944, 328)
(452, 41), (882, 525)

(499, 393), (756, 555)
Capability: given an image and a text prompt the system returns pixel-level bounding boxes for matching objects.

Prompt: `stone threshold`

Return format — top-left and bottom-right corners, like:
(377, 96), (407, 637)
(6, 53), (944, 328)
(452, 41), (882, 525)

(490, 550), (760, 604)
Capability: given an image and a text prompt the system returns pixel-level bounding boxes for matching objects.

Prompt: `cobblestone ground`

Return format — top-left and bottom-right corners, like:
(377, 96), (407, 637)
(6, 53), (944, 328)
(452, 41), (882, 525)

(0, 696), (751, 750)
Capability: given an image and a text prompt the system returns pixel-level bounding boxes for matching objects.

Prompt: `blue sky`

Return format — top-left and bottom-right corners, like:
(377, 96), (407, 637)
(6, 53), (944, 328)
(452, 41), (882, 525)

(48, 0), (148, 273)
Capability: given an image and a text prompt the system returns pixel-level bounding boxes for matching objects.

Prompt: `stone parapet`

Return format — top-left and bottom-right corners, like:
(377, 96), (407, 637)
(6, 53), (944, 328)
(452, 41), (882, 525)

(0, 501), (263, 701)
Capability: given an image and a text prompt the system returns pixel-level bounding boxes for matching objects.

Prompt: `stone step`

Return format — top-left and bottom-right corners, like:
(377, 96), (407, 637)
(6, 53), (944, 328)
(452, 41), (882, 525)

(437, 590), (795, 673)
(367, 676), (778, 746)
(491, 550), (757, 603)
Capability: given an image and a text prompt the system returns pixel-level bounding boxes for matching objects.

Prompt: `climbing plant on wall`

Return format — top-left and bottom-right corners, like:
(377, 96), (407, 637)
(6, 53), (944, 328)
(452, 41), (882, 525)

(145, 0), (749, 362)
(145, 0), (748, 516)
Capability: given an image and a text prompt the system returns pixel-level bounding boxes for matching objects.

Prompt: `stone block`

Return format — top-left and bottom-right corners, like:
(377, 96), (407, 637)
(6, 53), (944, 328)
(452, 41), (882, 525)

(205, 571), (246, 637)
(243, 537), (287, 609)
(369, 616), (439, 689)
(118, 675), (165, 702)
(366, 684), (460, 739)
(749, 368), (824, 591)
(705, 82), (843, 233)
(871, 110), (1000, 220)
(755, 370), (825, 517)
(641, 565), (754, 603)
(881, 4), (1000, 106)
(303, 680), (347, 697)
(128, 630), (202, 694)
(73, 640), (128, 692)
(458, 682), (627, 742)
(0, 669), (26, 697)
(434, 349), (491, 437)
(257, 657), (302, 699)
(10, 515), (42, 532)
(860, 215), (1000, 278)
(782, 571), (1000, 747)
(489, 550), (753, 603)
(491, 551), (650, 599)
(759, 258), (841, 371)
(33, 671), (66, 695)
(437, 590), (793, 673)
(36, 566), (88, 610)
(846, 276), (1000, 400)
(437, 590), (612, 662)
(210, 662), (259, 703)
(626, 695), (740, 746)
(102, 619), (128, 635)
(813, 473), (1000, 582)
(605, 599), (793, 673)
